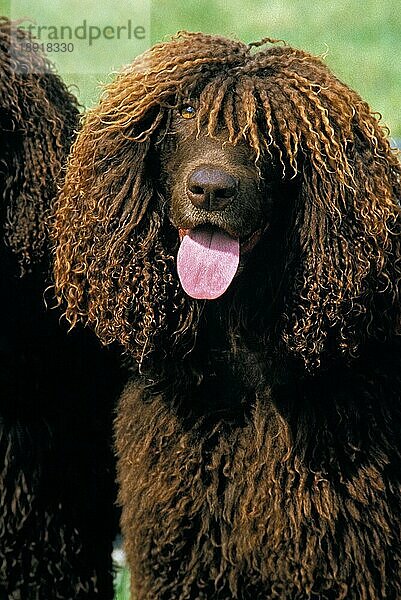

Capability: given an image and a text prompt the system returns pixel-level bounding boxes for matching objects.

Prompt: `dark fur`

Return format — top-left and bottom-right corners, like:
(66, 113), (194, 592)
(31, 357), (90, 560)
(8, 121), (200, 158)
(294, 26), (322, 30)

(0, 19), (122, 598)
(54, 32), (401, 599)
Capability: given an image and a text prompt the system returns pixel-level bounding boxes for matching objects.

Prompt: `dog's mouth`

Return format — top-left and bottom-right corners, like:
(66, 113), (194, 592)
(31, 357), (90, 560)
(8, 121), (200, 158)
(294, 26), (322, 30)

(176, 224), (266, 300)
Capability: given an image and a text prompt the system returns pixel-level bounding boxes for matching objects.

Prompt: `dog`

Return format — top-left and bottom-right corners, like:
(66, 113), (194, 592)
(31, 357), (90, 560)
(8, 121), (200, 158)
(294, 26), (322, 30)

(54, 32), (401, 599)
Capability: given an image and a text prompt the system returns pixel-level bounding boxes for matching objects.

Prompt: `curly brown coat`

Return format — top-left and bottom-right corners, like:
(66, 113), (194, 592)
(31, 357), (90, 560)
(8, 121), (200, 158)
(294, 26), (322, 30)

(54, 32), (401, 599)
(1, 18), (121, 598)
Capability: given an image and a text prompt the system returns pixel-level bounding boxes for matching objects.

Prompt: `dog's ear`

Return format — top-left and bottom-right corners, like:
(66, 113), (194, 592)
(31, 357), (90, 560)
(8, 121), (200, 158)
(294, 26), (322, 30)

(1, 20), (78, 271)
(53, 87), (198, 367)
(281, 109), (401, 369)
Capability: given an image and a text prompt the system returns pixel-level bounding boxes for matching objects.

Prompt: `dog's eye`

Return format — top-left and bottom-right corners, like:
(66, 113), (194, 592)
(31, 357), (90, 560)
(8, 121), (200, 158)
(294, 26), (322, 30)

(180, 105), (197, 119)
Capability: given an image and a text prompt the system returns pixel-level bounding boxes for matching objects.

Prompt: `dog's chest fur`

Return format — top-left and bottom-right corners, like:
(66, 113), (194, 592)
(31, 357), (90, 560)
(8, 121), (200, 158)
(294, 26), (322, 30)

(117, 333), (401, 599)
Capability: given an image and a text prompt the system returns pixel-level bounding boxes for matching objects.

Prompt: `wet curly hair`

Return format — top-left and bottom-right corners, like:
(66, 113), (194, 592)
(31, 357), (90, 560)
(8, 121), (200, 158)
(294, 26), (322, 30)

(54, 31), (401, 371)
(0, 17), (77, 271)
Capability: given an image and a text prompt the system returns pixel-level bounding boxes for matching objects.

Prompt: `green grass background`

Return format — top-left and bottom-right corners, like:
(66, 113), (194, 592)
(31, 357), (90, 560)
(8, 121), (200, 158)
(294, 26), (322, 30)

(0, 1), (400, 598)
(2, 0), (400, 138)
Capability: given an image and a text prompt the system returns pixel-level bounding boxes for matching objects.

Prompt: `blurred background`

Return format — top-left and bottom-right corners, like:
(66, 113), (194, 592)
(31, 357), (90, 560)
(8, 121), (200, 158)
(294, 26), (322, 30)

(1, 0), (400, 598)
(2, 0), (401, 140)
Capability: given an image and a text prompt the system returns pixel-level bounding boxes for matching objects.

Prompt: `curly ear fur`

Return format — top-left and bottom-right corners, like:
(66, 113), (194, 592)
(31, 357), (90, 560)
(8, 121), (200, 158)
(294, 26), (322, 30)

(53, 31), (401, 370)
(53, 109), (200, 365)
(284, 115), (401, 368)
(0, 18), (79, 271)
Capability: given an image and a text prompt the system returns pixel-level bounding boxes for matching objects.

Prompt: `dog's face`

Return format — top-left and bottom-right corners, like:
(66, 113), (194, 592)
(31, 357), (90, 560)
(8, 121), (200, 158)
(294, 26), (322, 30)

(52, 32), (401, 368)
(160, 103), (278, 300)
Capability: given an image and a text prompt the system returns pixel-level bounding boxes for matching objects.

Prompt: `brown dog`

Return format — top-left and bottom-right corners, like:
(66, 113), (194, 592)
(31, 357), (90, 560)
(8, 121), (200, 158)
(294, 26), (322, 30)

(54, 32), (401, 599)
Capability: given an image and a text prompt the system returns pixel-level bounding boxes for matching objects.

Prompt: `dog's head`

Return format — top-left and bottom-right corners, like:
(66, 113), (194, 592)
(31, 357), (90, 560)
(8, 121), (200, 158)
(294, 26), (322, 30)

(53, 32), (401, 370)
(0, 18), (78, 270)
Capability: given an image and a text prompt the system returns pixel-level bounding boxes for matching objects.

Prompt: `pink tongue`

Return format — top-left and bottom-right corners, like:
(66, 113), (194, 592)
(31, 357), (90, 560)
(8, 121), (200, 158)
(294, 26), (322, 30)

(177, 228), (240, 300)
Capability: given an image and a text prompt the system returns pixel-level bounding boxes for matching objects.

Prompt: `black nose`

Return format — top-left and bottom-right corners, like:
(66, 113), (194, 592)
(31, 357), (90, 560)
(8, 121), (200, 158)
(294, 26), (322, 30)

(187, 167), (238, 211)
